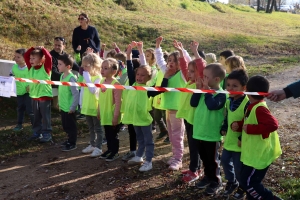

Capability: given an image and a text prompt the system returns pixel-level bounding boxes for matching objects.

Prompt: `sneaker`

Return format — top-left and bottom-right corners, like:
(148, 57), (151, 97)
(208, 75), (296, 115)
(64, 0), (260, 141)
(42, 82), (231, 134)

(142, 152), (146, 160)
(90, 147), (102, 157)
(182, 169), (202, 175)
(28, 132), (42, 141)
(182, 170), (199, 183)
(100, 150), (111, 159)
(232, 187), (246, 200)
(76, 114), (86, 120)
(62, 143), (77, 151)
(167, 157), (174, 165)
(139, 161), (153, 172)
(223, 181), (239, 197)
(196, 176), (211, 189)
(60, 140), (68, 147)
(205, 182), (223, 195)
(168, 160), (182, 171)
(82, 145), (95, 154)
(156, 131), (167, 140)
(120, 125), (127, 132)
(152, 128), (157, 133)
(122, 151), (136, 161)
(13, 124), (23, 131)
(40, 133), (52, 143)
(102, 138), (107, 145)
(128, 156), (143, 165)
(106, 153), (119, 162)
(163, 136), (170, 143)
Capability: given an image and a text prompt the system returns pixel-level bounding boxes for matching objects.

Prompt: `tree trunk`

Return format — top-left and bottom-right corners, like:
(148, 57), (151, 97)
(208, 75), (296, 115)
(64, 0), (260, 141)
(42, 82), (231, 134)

(270, 0), (275, 13)
(257, 0), (260, 12)
(274, 0), (278, 11)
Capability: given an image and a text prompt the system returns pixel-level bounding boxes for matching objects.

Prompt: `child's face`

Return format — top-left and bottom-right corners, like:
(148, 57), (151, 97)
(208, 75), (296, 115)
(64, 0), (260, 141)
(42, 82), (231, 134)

(226, 79), (245, 99)
(203, 68), (220, 88)
(57, 60), (70, 73)
(29, 55), (42, 67)
(187, 64), (196, 82)
(101, 61), (113, 78)
(219, 56), (226, 66)
(14, 53), (25, 65)
(145, 51), (153, 63)
(167, 55), (179, 70)
(225, 63), (231, 73)
(135, 68), (150, 84)
(82, 60), (92, 73)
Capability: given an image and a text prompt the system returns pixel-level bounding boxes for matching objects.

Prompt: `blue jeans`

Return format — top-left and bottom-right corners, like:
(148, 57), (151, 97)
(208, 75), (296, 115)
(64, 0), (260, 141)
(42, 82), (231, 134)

(134, 125), (154, 162)
(240, 164), (274, 200)
(221, 149), (242, 183)
(16, 93), (34, 125)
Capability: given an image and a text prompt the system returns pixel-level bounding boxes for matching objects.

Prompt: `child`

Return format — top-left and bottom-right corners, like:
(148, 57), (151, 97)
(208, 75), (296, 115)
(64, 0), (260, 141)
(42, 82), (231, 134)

(175, 41), (206, 183)
(57, 54), (79, 151)
(191, 64), (226, 195)
(205, 53), (217, 64)
(80, 53), (104, 157)
(155, 36), (187, 171)
(98, 58), (122, 161)
(24, 46), (53, 143)
(123, 42), (167, 172)
(231, 76), (282, 200)
(10, 48), (34, 131)
(219, 50), (235, 67)
(114, 52), (128, 85)
(100, 43), (121, 59)
(220, 69), (250, 198)
(225, 55), (246, 73)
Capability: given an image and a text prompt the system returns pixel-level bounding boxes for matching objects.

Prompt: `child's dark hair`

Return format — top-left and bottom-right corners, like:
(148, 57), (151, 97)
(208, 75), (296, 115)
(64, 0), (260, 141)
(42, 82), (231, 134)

(15, 48), (26, 56)
(246, 75), (269, 100)
(30, 49), (44, 58)
(163, 51), (169, 62)
(220, 50), (235, 59)
(58, 54), (74, 67)
(132, 58), (140, 70)
(114, 52), (126, 63)
(205, 63), (226, 80)
(227, 69), (248, 86)
(167, 52), (180, 66)
(106, 49), (117, 58)
(198, 50), (206, 60)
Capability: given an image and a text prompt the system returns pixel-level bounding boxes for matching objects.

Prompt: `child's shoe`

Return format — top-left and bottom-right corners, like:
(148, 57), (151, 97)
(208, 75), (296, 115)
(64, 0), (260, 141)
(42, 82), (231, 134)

(205, 181), (223, 195)
(13, 124), (23, 131)
(90, 147), (102, 157)
(82, 145), (95, 154)
(62, 143), (77, 151)
(106, 153), (119, 162)
(40, 133), (52, 143)
(122, 151), (136, 161)
(102, 138), (107, 145)
(168, 160), (182, 171)
(196, 176), (211, 189)
(232, 187), (246, 200)
(167, 157), (174, 165)
(100, 150), (111, 159)
(223, 180), (239, 197)
(139, 161), (152, 172)
(182, 170), (200, 183)
(28, 132), (42, 141)
(128, 156), (143, 165)
(60, 140), (68, 147)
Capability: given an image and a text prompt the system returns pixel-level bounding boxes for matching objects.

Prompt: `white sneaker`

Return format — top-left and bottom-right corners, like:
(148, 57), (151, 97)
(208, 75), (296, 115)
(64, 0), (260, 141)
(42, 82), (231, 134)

(82, 145), (95, 154)
(90, 147), (102, 157)
(122, 151), (136, 161)
(128, 156), (143, 165)
(139, 161), (153, 172)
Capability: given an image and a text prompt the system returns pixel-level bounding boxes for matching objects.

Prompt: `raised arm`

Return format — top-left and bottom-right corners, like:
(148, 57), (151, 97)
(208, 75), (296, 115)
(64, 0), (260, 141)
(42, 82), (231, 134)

(41, 47), (52, 75)
(126, 44), (135, 86)
(137, 41), (147, 66)
(154, 36), (167, 73)
(24, 47), (35, 70)
(174, 40), (188, 81)
(178, 42), (192, 63)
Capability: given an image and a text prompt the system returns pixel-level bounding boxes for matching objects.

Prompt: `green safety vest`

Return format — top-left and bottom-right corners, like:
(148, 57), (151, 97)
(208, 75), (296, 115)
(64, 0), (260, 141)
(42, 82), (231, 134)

(98, 79), (121, 125)
(81, 75), (101, 116)
(152, 70), (165, 110)
(223, 96), (249, 152)
(28, 65), (52, 98)
(176, 81), (196, 124)
(193, 92), (225, 141)
(58, 73), (76, 112)
(120, 79), (129, 113)
(12, 64), (29, 95)
(160, 71), (185, 110)
(241, 102), (282, 169)
(122, 82), (152, 126)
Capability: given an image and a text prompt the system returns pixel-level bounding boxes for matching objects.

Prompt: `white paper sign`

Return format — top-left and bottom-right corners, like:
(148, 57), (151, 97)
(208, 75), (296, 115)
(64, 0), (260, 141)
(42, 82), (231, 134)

(0, 76), (16, 98)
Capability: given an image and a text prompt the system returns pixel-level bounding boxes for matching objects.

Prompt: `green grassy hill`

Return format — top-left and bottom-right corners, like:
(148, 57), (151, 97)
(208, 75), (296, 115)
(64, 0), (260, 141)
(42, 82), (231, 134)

(0, 0), (300, 60)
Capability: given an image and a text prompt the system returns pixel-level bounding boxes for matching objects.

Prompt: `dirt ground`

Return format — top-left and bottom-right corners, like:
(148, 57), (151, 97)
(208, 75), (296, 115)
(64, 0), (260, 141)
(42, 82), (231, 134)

(0, 67), (300, 200)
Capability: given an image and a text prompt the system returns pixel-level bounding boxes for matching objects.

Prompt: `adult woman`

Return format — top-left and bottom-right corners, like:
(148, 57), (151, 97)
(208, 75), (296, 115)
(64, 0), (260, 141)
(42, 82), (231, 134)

(72, 13), (101, 57)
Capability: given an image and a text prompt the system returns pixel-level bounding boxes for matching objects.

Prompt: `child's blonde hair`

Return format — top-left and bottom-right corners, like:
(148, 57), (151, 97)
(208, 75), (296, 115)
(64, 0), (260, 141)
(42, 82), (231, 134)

(102, 58), (119, 76)
(225, 56), (246, 72)
(82, 53), (102, 76)
(205, 53), (217, 64)
(136, 65), (152, 82)
(145, 48), (156, 66)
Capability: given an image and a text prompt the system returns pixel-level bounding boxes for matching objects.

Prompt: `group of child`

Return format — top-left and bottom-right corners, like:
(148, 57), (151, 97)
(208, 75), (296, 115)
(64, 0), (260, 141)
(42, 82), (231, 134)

(10, 36), (282, 199)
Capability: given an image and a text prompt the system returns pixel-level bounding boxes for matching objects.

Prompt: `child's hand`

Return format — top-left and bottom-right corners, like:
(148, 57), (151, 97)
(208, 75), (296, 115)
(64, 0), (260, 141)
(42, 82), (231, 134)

(178, 42), (184, 50)
(231, 122), (239, 131)
(173, 40), (183, 52)
(190, 41), (199, 54)
(130, 41), (137, 48)
(35, 46), (44, 50)
(238, 140), (241, 147)
(112, 117), (118, 126)
(137, 41), (143, 50)
(101, 44), (106, 50)
(243, 124), (247, 133)
(26, 85), (30, 92)
(77, 45), (82, 51)
(126, 44), (132, 59)
(164, 67), (177, 79)
(69, 110), (75, 114)
(195, 77), (203, 89)
(97, 111), (100, 120)
(112, 42), (118, 49)
(156, 36), (163, 48)
(202, 77), (209, 90)
(86, 47), (94, 54)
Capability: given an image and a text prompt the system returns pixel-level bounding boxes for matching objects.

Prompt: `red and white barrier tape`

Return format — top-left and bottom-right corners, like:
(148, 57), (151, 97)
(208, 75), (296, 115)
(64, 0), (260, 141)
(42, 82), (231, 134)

(15, 78), (269, 96)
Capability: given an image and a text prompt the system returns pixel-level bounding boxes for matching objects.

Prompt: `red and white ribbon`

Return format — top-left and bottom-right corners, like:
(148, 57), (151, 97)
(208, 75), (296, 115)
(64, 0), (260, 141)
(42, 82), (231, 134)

(15, 78), (269, 96)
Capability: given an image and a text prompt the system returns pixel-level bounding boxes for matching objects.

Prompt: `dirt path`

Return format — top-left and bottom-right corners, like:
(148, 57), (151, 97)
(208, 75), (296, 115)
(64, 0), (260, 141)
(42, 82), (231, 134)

(0, 67), (300, 200)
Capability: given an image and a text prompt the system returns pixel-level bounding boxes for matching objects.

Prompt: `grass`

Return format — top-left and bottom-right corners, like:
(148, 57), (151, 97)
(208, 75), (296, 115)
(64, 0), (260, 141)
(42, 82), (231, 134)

(280, 178), (300, 199)
(0, 0), (300, 60)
